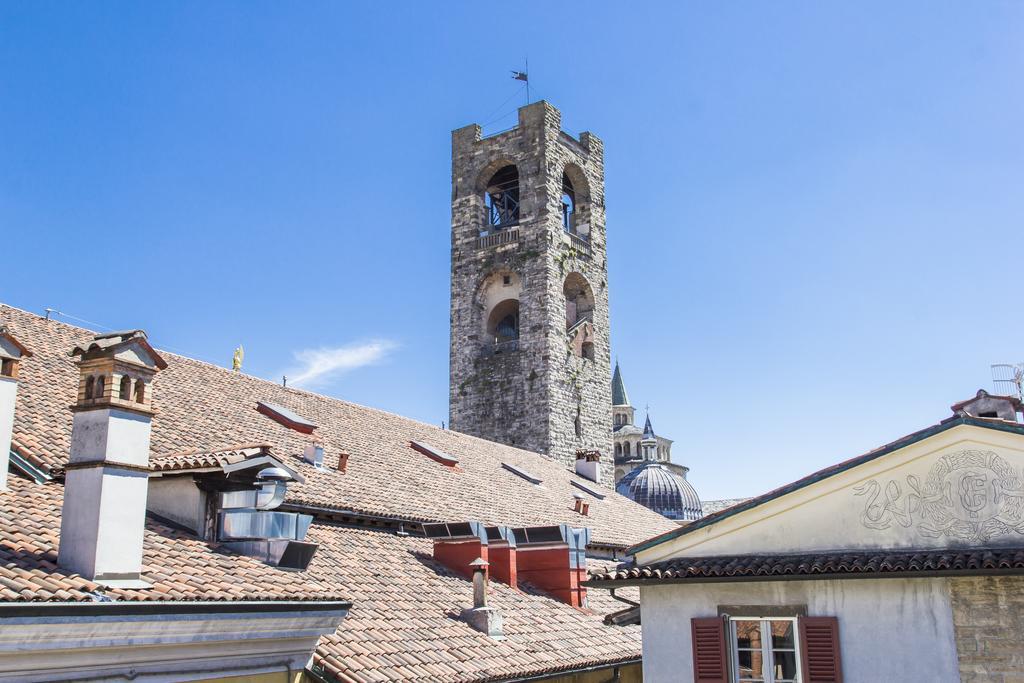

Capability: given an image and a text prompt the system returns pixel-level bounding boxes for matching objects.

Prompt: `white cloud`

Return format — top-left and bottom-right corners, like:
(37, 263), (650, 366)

(287, 340), (397, 387)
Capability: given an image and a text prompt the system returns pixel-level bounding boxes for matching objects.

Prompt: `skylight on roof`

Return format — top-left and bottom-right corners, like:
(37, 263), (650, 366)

(571, 479), (606, 500)
(502, 462), (542, 485)
(256, 401), (317, 434)
(410, 441), (459, 467)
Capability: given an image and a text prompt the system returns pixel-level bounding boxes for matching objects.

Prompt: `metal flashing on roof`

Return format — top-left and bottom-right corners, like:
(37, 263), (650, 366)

(8, 450), (51, 484)
(502, 462), (543, 485)
(256, 401), (317, 434)
(423, 521), (486, 541)
(571, 480), (606, 500)
(410, 441), (459, 467)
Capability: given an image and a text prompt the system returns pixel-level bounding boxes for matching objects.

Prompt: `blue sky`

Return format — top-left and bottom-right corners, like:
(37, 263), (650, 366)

(2, 2), (1022, 500)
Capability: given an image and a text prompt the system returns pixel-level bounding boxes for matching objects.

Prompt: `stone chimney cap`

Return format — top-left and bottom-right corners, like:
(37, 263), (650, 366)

(468, 558), (489, 569)
(0, 326), (31, 359)
(70, 330), (167, 369)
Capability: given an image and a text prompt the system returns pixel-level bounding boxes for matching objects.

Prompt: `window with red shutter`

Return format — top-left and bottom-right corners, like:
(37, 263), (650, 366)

(691, 617), (728, 683)
(798, 616), (843, 683)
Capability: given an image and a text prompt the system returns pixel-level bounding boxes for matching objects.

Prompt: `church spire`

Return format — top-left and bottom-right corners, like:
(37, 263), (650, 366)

(642, 411), (655, 440)
(612, 360), (630, 407)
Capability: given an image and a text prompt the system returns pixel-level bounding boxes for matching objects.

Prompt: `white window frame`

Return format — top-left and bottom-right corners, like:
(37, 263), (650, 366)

(728, 616), (802, 683)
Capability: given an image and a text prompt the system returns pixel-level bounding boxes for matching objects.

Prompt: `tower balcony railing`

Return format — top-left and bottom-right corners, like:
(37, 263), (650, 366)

(475, 226), (519, 250)
(481, 339), (519, 357)
(566, 231), (592, 258)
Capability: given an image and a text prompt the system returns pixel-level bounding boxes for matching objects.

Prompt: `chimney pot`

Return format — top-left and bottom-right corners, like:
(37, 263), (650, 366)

(461, 557), (504, 638)
(338, 450), (350, 473)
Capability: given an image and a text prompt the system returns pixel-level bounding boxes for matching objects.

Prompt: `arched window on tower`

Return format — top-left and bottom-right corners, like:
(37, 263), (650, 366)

(483, 165), (520, 233)
(561, 172), (576, 234)
(615, 442), (622, 457)
(84, 375), (95, 400)
(564, 272), (595, 330)
(486, 299), (520, 354)
(624, 442), (631, 457)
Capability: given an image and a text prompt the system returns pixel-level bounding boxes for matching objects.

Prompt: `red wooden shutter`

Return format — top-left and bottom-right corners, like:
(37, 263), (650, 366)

(799, 616), (843, 683)
(691, 617), (728, 683)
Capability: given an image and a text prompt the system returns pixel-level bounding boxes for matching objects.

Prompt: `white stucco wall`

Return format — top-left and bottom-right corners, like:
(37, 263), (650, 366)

(148, 476), (206, 534)
(639, 578), (960, 683)
(69, 408), (153, 467)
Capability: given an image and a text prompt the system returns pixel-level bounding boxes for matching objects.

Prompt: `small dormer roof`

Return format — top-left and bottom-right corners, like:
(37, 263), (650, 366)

(69, 329), (167, 369)
(0, 326), (31, 360)
(951, 389), (1022, 421)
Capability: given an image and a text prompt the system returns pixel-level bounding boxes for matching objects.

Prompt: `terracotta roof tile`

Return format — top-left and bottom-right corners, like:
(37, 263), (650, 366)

(587, 547), (1024, 584)
(0, 303), (669, 680)
(0, 477), (343, 602)
(1, 304), (675, 548)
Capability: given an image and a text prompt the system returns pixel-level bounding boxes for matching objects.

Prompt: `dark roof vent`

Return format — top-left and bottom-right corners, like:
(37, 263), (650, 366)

(501, 462), (542, 485)
(411, 441), (459, 467)
(571, 479), (606, 500)
(256, 401), (317, 433)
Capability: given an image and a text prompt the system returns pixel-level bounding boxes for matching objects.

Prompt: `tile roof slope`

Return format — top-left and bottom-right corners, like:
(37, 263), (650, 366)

(0, 477), (343, 602)
(1, 304), (676, 548)
(306, 522), (642, 683)
(586, 547), (1024, 584)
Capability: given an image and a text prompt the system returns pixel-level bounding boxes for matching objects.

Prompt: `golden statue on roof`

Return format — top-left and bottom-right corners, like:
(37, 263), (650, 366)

(232, 345), (244, 372)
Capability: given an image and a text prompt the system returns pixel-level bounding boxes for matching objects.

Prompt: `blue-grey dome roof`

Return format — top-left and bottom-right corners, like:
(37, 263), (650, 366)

(616, 463), (703, 521)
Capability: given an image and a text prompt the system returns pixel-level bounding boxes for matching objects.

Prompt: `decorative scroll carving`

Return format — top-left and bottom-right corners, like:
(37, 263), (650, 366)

(854, 450), (1024, 542)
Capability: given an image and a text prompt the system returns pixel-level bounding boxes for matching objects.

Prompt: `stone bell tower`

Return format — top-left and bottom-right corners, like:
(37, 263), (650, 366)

(449, 101), (613, 485)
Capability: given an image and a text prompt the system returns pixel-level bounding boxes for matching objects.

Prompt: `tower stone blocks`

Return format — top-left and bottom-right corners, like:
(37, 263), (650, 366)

(449, 101), (613, 485)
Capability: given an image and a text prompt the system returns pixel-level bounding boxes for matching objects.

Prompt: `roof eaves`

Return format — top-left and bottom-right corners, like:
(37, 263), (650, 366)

(626, 417), (1024, 556)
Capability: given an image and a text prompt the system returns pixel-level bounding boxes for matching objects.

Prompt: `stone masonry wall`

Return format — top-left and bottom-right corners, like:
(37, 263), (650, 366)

(449, 101), (613, 485)
(951, 575), (1024, 682)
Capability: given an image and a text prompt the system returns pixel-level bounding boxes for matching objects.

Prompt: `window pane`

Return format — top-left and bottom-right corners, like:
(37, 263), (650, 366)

(773, 650), (798, 680)
(770, 620), (795, 649)
(736, 649), (764, 681)
(734, 620), (762, 649)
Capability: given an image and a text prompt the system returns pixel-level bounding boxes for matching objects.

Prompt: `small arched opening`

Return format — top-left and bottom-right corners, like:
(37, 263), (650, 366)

(134, 378), (146, 404)
(84, 375), (95, 400)
(94, 375), (105, 401)
(614, 442), (622, 457)
(119, 375), (132, 400)
(561, 165), (591, 241)
(486, 299), (520, 352)
(483, 165), (520, 233)
(624, 442), (631, 457)
(563, 272), (595, 330)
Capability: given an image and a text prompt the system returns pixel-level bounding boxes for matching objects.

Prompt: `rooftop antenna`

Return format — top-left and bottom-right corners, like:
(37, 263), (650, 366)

(991, 363), (1024, 400)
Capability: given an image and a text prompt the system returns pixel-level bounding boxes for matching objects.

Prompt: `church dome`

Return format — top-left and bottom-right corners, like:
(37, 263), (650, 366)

(616, 463), (703, 521)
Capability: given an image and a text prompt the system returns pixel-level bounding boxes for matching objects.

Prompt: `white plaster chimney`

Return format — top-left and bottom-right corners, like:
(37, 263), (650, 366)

(58, 330), (166, 586)
(574, 449), (601, 484)
(0, 327), (31, 491)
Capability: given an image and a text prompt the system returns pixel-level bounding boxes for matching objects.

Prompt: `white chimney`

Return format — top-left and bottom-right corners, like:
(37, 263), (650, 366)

(58, 330), (166, 586)
(0, 327), (31, 491)
(574, 449), (601, 484)
(303, 442), (325, 467)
